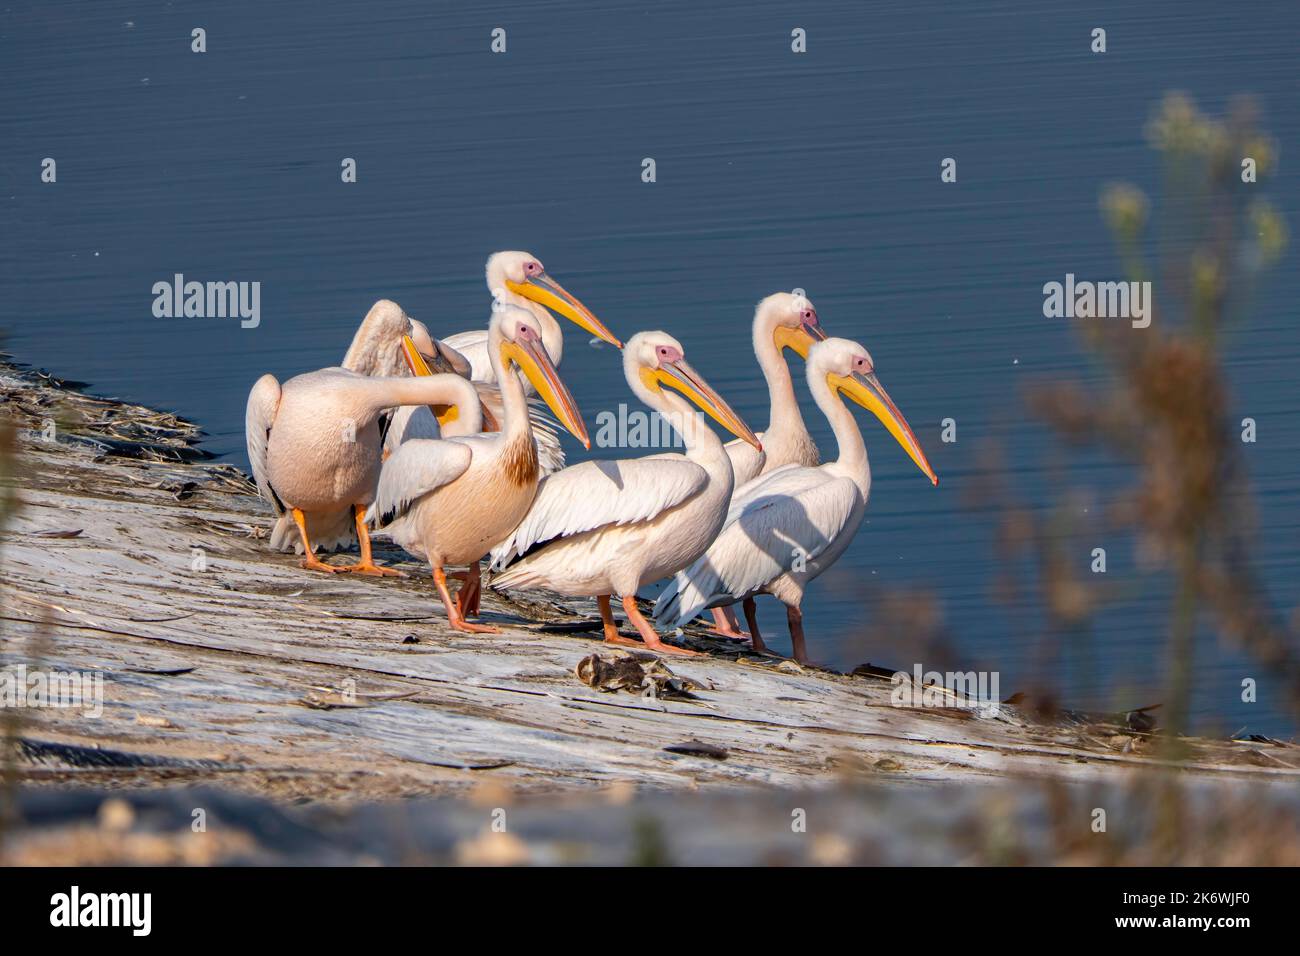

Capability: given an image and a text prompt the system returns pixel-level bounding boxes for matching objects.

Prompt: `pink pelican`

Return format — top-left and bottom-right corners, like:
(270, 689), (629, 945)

(490, 331), (761, 656)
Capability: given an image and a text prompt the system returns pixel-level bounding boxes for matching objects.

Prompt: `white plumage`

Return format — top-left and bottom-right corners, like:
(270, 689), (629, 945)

(720, 291), (825, 484)
(371, 304), (591, 633)
(432, 251), (620, 475)
(655, 464), (861, 624)
(709, 291), (826, 635)
(490, 456), (708, 569)
(244, 367), (488, 575)
(656, 336), (937, 662)
(491, 331), (761, 656)
(372, 439), (474, 527)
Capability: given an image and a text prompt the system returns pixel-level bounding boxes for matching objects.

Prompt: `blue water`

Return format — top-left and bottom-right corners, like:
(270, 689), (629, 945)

(3, 0), (1298, 734)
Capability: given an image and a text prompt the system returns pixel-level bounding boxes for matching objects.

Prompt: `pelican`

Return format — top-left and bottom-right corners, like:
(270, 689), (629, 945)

(655, 336), (937, 663)
(490, 331), (761, 656)
(245, 340), (485, 576)
(442, 251), (622, 383)
(338, 299), (496, 453)
(440, 251), (620, 473)
(709, 291), (827, 637)
(372, 304), (589, 632)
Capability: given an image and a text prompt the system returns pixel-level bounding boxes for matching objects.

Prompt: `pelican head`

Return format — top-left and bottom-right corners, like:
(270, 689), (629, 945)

(758, 291), (827, 359)
(491, 304), (590, 448)
(809, 337), (937, 485)
(486, 251), (623, 349)
(396, 334), (475, 429)
(627, 331), (761, 450)
(408, 319), (472, 378)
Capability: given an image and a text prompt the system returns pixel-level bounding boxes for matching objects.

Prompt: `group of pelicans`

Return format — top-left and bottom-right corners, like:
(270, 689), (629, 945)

(246, 251), (937, 661)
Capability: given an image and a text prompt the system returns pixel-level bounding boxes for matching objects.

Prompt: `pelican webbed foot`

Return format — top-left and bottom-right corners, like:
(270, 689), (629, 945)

(299, 556), (349, 573)
(291, 508), (351, 574)
(707, 605), (749, 640)
(618, 595), (701, 657)
(332, 505), (407, 577)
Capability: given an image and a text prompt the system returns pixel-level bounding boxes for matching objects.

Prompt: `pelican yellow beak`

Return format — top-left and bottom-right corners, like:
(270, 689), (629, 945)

(500, 335), (590, 449)
(642, 359), (761, 450)
(773, 314), (828, 359)
(829, 369), (937, 485)
(505, 273), (623, 349)
(399, 334), (499, 430)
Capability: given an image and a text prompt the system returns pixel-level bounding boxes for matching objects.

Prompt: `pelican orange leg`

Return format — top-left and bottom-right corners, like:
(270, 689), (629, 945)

(433, 564), (498, 634)
(601, 595), (700, 657)
(786, 604), (809, 664)
(455, 561), (484, 619)
(708, 605), (749, 640)
(334, 505), (406, 577)
(292, 508), (349, 573)
(742, 596), (775, 656)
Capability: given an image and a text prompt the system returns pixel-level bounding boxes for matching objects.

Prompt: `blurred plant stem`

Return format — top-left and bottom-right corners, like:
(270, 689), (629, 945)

(964, 93), (1298, 744)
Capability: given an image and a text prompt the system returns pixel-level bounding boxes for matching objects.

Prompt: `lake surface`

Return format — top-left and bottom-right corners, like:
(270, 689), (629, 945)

(4, 0), (1298, 734)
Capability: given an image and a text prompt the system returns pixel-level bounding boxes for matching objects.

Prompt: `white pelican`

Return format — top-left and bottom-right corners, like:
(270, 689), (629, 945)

(723, 292), (827, 487)
(245, 345), (485, 576)
(440, 251), (619, 473)
(442, 251), (622, 384)
(710, 291), (827, 637)
(654, 336), (937, 663)
(372, 304), (589, 632)
(490, 331), (761, 656)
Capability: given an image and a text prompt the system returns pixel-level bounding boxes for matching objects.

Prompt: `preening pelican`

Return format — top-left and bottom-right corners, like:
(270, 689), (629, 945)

(710, 291), (828, 637)
(339, 299), (494, 453)
(441, 251), (620, 473)
(372, 305), (589, 632)
(245, 349), (486, 576)
(655, 336), (937, 663)
(490, 331), (761, 656)
(385, 330), (484, 443)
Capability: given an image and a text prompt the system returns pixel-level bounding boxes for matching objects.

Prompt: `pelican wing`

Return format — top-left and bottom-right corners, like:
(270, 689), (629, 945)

(245, 374), (284, 515)
(440, 329), (492, 382)
(372, 439), (474, 528)
(655, 466), (859, 627)
(490, 457), (708, 569)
